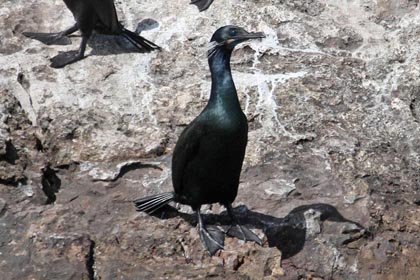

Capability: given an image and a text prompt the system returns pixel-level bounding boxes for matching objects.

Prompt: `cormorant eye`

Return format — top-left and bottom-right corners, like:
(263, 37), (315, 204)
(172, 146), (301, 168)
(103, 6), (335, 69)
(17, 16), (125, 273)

(229, 29), (237, 37)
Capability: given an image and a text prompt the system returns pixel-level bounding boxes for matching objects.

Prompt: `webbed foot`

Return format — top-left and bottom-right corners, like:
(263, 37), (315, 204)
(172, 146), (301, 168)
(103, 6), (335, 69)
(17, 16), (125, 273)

(196, 208), (224, 256)
(199, 224), (224, 256)
(224, 224), (263, 245)
(135, 18), (159, 34)
(50, 50), (84, 68)
(225, 203), (263, 245)
(190, 0), (214, 12)
(22, 32), (71, 45)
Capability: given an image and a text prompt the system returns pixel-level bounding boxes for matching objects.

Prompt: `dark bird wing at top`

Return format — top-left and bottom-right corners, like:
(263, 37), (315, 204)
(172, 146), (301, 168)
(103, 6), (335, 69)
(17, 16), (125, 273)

(190, 0), (215, 12)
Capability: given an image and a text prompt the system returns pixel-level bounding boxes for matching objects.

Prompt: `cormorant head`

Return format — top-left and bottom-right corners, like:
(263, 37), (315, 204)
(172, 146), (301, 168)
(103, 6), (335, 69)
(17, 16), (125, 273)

(208, 25), (265, 56)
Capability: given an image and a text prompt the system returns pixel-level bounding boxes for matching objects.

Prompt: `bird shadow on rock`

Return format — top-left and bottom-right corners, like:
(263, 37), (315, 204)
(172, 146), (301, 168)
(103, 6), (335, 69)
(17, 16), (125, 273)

(150, 203), (369, 260)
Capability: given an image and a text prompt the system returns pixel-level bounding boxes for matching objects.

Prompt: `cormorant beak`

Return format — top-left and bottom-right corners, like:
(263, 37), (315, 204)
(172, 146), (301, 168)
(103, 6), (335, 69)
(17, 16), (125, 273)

(225, 31), (265, 46)
(237, 31), (266, 40)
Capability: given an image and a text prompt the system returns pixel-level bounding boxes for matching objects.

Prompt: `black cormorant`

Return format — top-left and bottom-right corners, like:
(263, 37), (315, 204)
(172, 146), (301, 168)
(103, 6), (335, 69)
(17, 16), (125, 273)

(23, 0), (160, 68)
(191, 0), (215, 11)
(134, 25), (265, 255)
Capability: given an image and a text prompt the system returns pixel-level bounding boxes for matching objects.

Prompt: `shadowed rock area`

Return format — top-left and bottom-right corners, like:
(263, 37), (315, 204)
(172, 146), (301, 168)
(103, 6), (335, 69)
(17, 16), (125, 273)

(1, 0), (420, 279)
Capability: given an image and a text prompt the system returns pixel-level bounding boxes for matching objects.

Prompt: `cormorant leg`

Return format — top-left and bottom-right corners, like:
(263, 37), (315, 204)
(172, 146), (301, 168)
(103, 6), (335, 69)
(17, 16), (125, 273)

(58, 23), (79, 37)
(225, 204), (263, 245)
(50, 35), (88, 68)
(196, 208), (224, 256)
(22, 24), (78, 46)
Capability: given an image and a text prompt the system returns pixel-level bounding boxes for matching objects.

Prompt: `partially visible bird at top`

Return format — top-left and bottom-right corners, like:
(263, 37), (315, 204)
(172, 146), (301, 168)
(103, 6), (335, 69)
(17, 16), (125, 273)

(190, 0), (215, 12)
(134, 25), (265, 256)
(22, 0), (160, 68)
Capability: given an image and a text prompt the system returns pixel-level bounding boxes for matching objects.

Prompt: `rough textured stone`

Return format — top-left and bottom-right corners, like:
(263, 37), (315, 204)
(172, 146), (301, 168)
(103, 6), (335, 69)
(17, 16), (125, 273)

(1, 0), (420, 279)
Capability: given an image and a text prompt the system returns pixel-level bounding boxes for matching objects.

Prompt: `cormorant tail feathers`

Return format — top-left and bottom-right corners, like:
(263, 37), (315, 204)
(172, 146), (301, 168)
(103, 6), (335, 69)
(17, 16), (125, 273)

(190, 0), (214, 12)
(133, 192), (174, 214)
(122, 28), (161, 52)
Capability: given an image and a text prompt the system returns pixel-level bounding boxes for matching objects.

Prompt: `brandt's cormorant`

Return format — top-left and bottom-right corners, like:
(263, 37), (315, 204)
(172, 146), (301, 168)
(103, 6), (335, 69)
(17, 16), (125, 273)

(23, 0), (160, 68)
(191, 0), (215, 11)
(134, 25), (265, 255)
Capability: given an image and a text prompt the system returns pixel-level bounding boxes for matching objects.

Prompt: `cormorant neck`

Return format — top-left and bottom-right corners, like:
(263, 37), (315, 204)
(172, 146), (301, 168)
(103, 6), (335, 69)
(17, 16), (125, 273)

(208, 47), (239, 107)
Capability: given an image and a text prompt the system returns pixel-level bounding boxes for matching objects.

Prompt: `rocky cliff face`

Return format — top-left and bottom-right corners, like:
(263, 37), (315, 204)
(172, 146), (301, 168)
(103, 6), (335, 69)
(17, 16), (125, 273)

(1, 0), (420, 279)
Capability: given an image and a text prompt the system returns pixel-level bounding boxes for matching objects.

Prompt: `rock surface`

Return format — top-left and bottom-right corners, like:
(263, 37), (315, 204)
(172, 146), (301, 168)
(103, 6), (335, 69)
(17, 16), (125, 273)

(1, 0), (420, 279)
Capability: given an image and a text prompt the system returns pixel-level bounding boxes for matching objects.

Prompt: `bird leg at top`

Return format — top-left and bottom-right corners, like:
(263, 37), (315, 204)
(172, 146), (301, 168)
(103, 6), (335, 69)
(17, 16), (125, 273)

(50, 35), (88, 68)
(22, 24), (78, 46)
(224, 204), (263, 245)
(196, 208), (224, 256)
